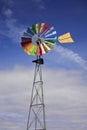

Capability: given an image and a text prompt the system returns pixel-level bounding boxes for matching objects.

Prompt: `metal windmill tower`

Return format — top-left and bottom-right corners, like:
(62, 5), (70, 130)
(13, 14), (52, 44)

(21, 22), (74, 130)
(26, 57), (46, 130)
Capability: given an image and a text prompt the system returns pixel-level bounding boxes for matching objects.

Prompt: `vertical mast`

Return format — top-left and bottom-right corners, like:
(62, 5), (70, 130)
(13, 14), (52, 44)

(27, 58), (46, 130)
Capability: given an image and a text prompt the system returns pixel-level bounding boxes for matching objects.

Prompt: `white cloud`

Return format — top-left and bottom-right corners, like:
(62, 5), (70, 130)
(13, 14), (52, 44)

(3, 8), (13, 18)
(5, 17), (24, 42)
(0, 66), (87, 130)
(0, 1), (26, 46)
(55, 45), (87, 70)
(0, 3), (25, 43)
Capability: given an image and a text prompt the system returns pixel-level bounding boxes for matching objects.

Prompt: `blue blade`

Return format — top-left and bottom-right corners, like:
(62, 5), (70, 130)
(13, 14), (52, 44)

(45, 31), (57, 37)
(45, 36), (57, 41)
(23, 32), (32, 38)
(27, 27), (35, 36)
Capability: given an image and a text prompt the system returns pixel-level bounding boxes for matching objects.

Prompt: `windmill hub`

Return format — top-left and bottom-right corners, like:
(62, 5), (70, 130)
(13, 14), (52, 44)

(32, 34), (44, 45)
(36, 37), (41, 44)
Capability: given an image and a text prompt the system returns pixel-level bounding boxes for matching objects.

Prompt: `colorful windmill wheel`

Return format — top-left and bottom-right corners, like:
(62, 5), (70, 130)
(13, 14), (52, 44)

(21, 23), (57, 56)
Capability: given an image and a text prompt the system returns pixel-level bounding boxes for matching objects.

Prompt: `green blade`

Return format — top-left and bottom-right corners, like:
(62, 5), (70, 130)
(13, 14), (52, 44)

(30, 24), (36, 34)
(31, 45), (37, 56)
(44, 40), (56, 45)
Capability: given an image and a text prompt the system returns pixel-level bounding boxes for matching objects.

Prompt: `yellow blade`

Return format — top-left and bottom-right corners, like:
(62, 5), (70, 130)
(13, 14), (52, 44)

(43, 43), (52, 50)
(40, 44), (47, 54)
(28, 44), (35, 53)
(36, 23), (40, 33)
(58, 32), (74, 43)
(40, 23), (45, 33)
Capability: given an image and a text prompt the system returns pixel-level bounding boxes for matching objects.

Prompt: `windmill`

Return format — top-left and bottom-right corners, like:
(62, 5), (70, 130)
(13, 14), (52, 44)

(21, 22), (74, 130)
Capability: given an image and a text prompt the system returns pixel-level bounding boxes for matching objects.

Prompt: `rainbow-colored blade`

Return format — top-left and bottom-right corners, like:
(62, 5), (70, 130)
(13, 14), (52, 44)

(58, 32), (74, 43)
(21, 41), (37, 56)
(21, 22), (57, 56)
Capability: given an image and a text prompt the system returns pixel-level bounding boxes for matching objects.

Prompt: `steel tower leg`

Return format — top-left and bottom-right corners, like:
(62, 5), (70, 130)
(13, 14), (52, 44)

(27, 58), (46, 130)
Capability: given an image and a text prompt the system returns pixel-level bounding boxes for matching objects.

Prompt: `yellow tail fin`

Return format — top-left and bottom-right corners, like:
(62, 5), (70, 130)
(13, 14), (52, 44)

(58, 32), (74, 43)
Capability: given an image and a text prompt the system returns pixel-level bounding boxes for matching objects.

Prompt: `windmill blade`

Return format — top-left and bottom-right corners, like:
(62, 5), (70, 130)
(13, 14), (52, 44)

(30, 46), (37, 56)
(40, 44), (47, 54)
(36, 23), (40, 33)
(27, 27), (35, 36)
(45, 36), (57, 41)
(21, 41), (33, 51)
(41, 24), (50, 35)
(23, 32), (32, 38)
(21, 41), (37, 56)
(58, 32), (74, 43)
(30, 24), (36, 34)
(28, 45), (37, 56)
(45, 31), (57, 37)
(43, 43), (52, 50)
(21, 37), (31, 43)
(40, 23), (45, 33)
(36, 45), (42, 56)
(45, 26), (54, 35)
(44, 40), (55, 45)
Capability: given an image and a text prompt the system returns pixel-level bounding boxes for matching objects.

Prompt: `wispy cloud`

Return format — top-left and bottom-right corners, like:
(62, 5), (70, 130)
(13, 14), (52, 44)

(3, 8), (13, 18)
(0, 66), (87, 130)
(0, 2), (25, 43)
(55, 45), (87, 70)
(5, 16), (24, 42)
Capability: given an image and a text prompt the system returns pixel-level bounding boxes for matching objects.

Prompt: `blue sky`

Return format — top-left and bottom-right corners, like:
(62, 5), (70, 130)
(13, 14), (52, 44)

(0, 0), (87, 70)
(0, 0), (87, 130)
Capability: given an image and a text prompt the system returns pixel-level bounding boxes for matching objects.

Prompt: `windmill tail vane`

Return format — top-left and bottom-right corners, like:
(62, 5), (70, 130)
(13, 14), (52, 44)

(58, 32), (74, 43)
